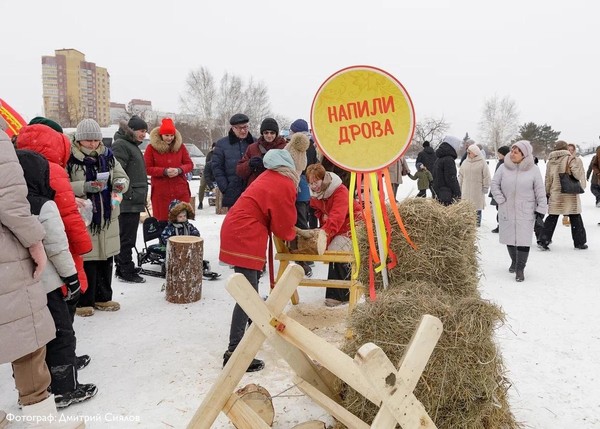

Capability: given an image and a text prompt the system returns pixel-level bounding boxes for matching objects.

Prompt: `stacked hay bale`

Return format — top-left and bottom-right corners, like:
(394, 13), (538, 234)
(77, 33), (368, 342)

(338, 198), (521, 429)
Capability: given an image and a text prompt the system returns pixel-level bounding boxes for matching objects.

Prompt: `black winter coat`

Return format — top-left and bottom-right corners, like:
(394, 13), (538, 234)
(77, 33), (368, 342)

(212, 129), (254, 207)
(432, 142), (461, 205)
(112, 124), (148, 213)
(416, 146), (437, 174)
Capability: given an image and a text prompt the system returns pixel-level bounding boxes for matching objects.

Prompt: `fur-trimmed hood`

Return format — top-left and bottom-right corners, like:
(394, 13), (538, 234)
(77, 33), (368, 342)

(168, 200), (195, 222)
(114, 120), (143, 146)
(149, 127), (183, 154)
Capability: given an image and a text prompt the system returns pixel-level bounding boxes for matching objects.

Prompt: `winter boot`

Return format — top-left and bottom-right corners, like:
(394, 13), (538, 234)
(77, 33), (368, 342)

(202, 260), (221, 280)
(50, 365), (97, 408)
(515, 249), (529, 282)
(75, 307), (94, 317)
(76, 355), (91, 371)
(94, 301), (120, 311)
(21, 395), (85, 428)
(54, 384), (97, 408)
(491, 226), (499, 233)
(222, 350), (264, 372)
(507, 246), (517, 273)
(116, 271), (146, 283)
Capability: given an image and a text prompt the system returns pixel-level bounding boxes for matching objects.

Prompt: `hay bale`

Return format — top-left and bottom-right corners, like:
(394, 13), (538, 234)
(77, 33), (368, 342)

(338, 284), (521, 428)
(357, 198), (480, 297)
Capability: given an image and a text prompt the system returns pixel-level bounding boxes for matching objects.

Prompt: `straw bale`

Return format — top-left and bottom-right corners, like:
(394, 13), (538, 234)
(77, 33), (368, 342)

(338, 284), (521, 428)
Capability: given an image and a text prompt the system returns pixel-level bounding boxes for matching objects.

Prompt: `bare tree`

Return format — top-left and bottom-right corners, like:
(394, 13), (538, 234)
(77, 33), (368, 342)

(405, 116), (450, 157)
(478, 95), (519, 156)
(180, 67), (272, 140)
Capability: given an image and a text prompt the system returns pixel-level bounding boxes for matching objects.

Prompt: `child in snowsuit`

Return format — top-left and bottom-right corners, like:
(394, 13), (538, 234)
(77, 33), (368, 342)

(17, 149), (97, 408)
(161, 200), (219, 279)
(408, 162), (434, 198)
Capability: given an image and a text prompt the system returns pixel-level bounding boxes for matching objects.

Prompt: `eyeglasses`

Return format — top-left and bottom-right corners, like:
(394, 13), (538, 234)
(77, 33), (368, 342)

(263, 131), (276, 135)
(233, 125), (249, 131)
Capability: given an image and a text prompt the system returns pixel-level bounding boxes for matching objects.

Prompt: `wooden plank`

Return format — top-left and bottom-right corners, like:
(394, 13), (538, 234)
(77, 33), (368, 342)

(276, 253), (354, 263)
(294, 376), (370, 429)
(223, 392), (272, 429)
(186, 265), (305, 429)
(299, 279), (352, 288)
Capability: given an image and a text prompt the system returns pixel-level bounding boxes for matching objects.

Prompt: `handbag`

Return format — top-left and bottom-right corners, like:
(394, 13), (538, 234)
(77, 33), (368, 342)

(558, 159), (584, 194)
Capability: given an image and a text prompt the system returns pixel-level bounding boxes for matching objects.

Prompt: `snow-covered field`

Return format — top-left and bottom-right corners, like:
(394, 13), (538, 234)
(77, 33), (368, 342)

(2, 158), (599, 428)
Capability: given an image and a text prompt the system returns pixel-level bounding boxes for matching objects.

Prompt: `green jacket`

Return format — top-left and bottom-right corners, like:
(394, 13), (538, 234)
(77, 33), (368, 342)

(408, 169), (433, 191)
(112, 124), (148, 213)
(68, 141), (129, 261)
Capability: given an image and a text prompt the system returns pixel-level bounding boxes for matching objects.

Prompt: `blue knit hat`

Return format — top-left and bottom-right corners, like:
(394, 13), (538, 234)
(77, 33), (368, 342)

(290, 119), (309, 133)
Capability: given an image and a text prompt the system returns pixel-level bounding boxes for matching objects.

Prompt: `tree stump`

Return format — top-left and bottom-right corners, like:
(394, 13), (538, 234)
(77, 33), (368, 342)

(214, 187), (228, 215)
(293, 229), (327, 255)
(165, 236), (203, 303)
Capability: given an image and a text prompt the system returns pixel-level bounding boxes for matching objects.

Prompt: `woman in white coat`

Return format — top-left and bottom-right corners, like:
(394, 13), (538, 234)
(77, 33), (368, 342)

(491, 140), (547, 282)
(459, 144), (491, 226)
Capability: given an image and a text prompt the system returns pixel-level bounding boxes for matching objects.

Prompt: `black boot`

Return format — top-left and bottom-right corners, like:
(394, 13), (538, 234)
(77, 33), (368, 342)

(515, 249), (529, 282)
(50, 364), (97, 408)
(223, 350), (264, 372)
(507, 246), (516, 273)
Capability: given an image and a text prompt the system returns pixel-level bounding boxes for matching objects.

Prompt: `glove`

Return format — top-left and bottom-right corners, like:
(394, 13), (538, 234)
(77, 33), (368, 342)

(535, 212), (545, 228)
(84, 181), (103, 193)
(248, 157), (264, 171)
(62, 274), (81, 303)
(112, 178), (126, 193)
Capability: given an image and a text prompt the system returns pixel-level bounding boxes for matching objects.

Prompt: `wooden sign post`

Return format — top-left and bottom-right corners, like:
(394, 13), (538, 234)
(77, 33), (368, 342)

(187, 264), (442, 429)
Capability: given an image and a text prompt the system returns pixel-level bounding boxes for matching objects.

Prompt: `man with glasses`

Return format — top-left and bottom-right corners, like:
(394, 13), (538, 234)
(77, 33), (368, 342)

(236, 118), (287, 187)
(212, 113), (255, 208)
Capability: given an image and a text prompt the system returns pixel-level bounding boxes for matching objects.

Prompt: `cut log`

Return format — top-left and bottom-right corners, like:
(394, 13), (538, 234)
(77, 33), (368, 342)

(293, 229), (327, 255)
(165, 236), (203, 303)
(291, 421), (326, 429)
(214, 187), (228, 215)
(231, 384), (274, 428)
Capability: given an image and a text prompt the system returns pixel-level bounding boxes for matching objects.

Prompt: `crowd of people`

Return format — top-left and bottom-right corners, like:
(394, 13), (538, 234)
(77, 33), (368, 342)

(1, 101), (597, 426)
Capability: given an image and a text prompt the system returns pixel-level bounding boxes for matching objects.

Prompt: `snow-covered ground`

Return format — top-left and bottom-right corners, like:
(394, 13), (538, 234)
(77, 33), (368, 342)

(2, 158), (599, 428)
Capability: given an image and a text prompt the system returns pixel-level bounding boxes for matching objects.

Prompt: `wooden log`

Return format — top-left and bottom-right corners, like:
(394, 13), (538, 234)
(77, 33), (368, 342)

(165, 236), (203, 303)
(214, 187), (228, 215)
(229, 384), (274, 428)
(291, 420), (327, 429)
(293, 229), (327, 255)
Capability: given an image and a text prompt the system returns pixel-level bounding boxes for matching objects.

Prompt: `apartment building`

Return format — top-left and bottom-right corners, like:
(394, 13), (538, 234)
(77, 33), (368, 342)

(42, 49), (111, 127)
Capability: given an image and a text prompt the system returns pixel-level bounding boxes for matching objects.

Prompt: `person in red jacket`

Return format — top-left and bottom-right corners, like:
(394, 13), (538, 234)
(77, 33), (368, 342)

(220, 149), (299, 372)
(236, 117), (287, 187)
(145, 118), (193, 223)
(16, 123), (93, 298)
(306, 163), (362, 307)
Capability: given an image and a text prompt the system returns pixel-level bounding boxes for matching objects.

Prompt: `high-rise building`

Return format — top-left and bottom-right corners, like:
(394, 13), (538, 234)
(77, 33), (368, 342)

(42, 49), (111, 127)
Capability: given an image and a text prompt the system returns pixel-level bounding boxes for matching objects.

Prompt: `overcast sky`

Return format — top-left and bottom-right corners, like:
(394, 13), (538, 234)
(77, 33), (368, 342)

(3, 0), (599, 146)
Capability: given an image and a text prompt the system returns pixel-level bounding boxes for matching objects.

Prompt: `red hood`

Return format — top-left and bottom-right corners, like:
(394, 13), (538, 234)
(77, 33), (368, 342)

(16, 124), (71, 167)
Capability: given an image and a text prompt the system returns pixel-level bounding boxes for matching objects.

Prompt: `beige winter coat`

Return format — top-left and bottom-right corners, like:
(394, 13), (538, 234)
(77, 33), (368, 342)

(68, 142), (130, 260)
(0, 130), (55, 364)
(388, 157), (409, 184)
(458, 152), (491, 210)
(545, 150), (586, 215)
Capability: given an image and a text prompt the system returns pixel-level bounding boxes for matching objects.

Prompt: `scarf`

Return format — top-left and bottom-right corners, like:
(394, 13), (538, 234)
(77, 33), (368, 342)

(68, 146), (115, 235)
(271, 166), (300, 189)
(313, 172), (333, 200)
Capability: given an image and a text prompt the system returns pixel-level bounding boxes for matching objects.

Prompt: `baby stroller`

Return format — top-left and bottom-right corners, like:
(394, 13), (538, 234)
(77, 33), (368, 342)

(136, 215), (220, 280)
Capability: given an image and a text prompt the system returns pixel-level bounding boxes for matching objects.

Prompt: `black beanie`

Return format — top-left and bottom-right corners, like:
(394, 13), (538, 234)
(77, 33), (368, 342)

(29, 116), (63, 133)
(128, 115), (148, 131)
(422, 140), (430, 147)
(497, 146), (510, 156)
(260, 118), (279, 135)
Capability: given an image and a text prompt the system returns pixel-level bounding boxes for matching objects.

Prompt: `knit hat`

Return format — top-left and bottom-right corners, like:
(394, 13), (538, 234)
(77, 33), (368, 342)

(260, 118), (279, 135)
(168, 199), (195, 222)
(442, 135), (462, 152)
(75, 118), (102, 141)
(229, 113), (249, 126)
(128, 115), (148, 131)
(513, 140), (532, 158)
(422, 140), (430, 147)
(554, 140), (568, 151)
(467, 144), (481, 157)
(416, 162), (423, 169)
(29, 116), (63, 133)
(497, 145), (510, 156)
(290, 119), (309, 133)
(263, 149), (295, 171)
(285, 133), (310, 173)
(159, 118), (176, 135)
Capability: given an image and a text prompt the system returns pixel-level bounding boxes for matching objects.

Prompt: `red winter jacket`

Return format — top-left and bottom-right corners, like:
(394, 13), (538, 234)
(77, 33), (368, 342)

(220, 170), (297, 270)
(144, 129), (193, 221)
(17, 124), (92, 292)
(236, 136), (287, 187)
(310, 172), (362, 246)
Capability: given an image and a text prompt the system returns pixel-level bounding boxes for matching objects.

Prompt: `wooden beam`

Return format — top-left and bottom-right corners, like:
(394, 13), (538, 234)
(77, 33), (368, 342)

(223, 392), (272, 429)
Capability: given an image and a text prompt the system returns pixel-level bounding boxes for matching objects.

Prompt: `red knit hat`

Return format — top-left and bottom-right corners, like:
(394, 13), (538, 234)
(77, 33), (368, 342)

(159, 118), (176, 135)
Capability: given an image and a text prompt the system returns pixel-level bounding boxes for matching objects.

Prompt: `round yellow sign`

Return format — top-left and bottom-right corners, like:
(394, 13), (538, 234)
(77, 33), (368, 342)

(310, 66), (415, 173)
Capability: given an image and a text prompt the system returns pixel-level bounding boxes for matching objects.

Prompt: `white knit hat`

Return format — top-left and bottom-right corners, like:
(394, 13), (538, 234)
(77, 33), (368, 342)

(75, 118), (102, 141)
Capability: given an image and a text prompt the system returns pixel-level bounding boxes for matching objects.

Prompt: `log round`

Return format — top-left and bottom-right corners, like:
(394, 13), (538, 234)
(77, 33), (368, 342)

(165, 236), (203, 304)
(291, 421), (327, 429)
(233, 383), (274, 428)
(294, 228), (327, 255)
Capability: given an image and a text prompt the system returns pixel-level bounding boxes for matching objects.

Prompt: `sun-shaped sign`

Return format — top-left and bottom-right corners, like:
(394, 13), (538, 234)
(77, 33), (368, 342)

(310, 65), (415, 173)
